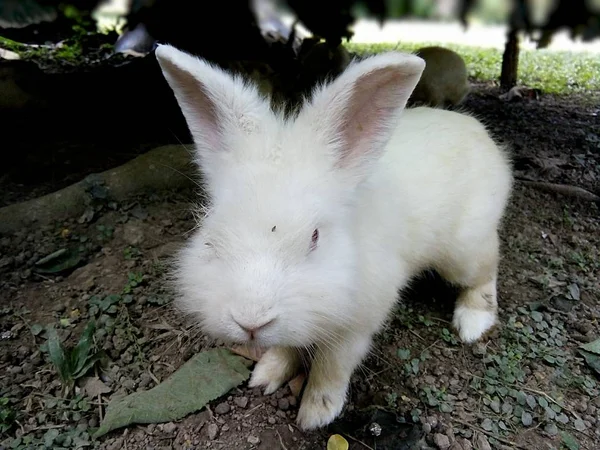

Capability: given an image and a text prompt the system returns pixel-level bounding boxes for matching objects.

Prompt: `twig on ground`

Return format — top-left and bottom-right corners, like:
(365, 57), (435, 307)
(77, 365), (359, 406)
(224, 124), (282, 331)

(275, 429), (289, 450)
(517, 178), (600, 203)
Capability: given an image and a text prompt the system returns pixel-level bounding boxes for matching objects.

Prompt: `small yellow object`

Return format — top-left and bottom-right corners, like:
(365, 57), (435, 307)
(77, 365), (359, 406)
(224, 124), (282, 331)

(327, 434), (349, 450)
(61, 228), (71, 238)
(70, 309), (81, 319)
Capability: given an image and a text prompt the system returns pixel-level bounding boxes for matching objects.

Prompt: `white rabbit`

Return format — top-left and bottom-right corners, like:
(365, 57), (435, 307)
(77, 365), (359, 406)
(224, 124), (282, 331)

(155, 44), (513, 431)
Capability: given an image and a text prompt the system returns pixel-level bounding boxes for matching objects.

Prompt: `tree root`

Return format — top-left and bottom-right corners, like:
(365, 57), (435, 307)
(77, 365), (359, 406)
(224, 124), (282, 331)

(0, 145), (196, 235)
(516, 177), (600, 203)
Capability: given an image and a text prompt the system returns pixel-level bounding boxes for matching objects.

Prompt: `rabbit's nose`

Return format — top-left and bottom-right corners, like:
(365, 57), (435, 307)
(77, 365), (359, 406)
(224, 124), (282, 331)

(232, 317), (275, 340)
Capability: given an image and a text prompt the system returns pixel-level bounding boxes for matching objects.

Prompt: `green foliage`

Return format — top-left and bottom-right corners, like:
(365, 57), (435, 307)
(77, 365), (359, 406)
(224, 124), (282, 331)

(93, 348), (252, 438)
(346, 42), (600, 95)
(123, 272), (145, 294)
(123, 246), (142, 260)
(0, 397), (15, 434)
(45, 321), (105, 396)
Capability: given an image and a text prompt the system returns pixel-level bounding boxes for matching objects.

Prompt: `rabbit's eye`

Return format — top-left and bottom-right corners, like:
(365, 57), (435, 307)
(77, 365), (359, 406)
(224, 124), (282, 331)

(310, 228), (319, 251)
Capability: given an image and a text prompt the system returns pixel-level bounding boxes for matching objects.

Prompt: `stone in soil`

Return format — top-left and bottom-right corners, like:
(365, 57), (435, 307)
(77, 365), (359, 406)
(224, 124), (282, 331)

(247, 435), (260, 445)
(278, 397), (289, 411)
(234, 396), (249, 408)
(473, 432), (491, 450)
(214, 402), (231, 415)
(207, 423), (219, 440)
(433, 433), (451, 449)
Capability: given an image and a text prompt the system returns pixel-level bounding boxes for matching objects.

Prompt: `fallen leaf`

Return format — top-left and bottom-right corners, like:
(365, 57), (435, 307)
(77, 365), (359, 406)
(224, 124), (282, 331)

(288, 373), (307, 397)
(35, 248), (82, 274)
(230, 345), (264, 362)
(561, 431), (579, 450)
(579, 338), (600, 355)
(80, 376), (111, 398)
(93, 348), (252, 438)
(578, 349), (600, 376)
(327, 434), (349, 450)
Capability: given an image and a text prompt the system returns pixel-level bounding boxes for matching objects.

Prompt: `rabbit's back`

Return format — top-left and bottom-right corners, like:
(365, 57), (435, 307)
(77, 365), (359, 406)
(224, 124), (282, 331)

(357, 106), (512, 273)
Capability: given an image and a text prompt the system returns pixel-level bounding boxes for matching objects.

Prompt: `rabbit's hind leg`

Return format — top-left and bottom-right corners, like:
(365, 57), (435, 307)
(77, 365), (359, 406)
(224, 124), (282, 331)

(436, 231), (500, 343)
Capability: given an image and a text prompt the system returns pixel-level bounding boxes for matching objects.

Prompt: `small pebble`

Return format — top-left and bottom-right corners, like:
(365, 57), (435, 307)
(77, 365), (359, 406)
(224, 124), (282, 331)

(433, 433), (450, 449)
(268, 417), (276, 425)
(473, 433), (491, 450)
(214, 402), (231, 415)
(162, 422), (176, 434)
(247, 435), (260, 445)
(234, 396), (248, 408)
(207, 423), (219, 440)
(278, 398), (289, 411)
(426, 416), (438, 429)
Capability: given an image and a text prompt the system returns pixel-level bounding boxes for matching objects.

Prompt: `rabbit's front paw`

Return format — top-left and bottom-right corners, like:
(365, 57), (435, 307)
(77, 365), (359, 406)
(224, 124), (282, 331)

(248, 346), (300, 395)
(296, 382), (347, 430)
(453, 305), (496, 343)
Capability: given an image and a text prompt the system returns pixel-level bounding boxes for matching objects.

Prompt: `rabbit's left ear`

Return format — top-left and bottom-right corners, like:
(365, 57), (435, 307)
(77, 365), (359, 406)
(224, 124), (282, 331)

(155, 44), (270, 173)
(297, 52), (425, 177)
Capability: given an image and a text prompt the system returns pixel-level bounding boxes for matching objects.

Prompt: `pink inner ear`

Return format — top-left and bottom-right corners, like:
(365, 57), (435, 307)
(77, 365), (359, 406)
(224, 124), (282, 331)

(336, 68), (412, 169)
(161, 58), (222, 151)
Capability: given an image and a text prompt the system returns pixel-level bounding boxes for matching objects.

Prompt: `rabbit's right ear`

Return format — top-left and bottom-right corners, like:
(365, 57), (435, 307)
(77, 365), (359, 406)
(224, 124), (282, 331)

(155, 44), (270, 174)
(297, 52), (425, 182)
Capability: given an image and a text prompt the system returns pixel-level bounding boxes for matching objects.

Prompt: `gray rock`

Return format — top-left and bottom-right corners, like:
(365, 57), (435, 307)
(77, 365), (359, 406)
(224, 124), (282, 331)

(234, 396), (249, 408)
(214, 402), (230, 415)
(207, 423), (219, 440)
(247, 435), (260, 445)
(433, 433), (450, 449)
(473, 432), (492, 450)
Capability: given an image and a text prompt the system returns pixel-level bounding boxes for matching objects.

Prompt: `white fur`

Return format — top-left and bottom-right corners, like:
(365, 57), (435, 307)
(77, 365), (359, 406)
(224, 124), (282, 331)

(453, 306), (497, 343)
(155, 44), (513, 430)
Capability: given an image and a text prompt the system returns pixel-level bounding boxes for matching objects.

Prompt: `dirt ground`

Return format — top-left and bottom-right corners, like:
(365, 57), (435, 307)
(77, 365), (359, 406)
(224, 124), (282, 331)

(1, 81), (599, 450)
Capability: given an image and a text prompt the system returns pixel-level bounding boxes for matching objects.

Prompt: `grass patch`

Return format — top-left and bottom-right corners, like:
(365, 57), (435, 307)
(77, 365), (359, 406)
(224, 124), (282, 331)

(346, 42), (600, 95)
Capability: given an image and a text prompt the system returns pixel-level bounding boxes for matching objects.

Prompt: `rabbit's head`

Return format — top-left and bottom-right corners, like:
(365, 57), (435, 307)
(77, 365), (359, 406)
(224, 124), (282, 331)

(156, 44), (424, 347)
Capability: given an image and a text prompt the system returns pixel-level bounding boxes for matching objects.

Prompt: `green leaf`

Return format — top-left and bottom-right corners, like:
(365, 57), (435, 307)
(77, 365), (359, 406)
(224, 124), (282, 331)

(573, 418), (586, 431)
(43, 429), (59, 447)
(30, 324), (44, 336)
(530, 311), (544, 322)
(327, 434), (349, 450)
(93, 348), (252, 438)
(481, 418), (493, 431)
(397, 349), (410, 360)
(578, 349), (600, 376)
(561, 431), (579, 450)
(46, 328), (69, 384)
(70, 321), (96, 377)
(579, 338), (600, 355)
(72, 351), (106, 380)
(440, 403), (453, 413)
(34, 248), (82, 274)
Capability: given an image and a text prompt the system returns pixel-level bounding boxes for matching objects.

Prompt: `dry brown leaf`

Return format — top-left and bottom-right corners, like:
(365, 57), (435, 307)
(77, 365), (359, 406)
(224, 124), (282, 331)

(80, 376), (112, 398)
(288, 373), (307, 397)
(229, 345), (264, 362)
